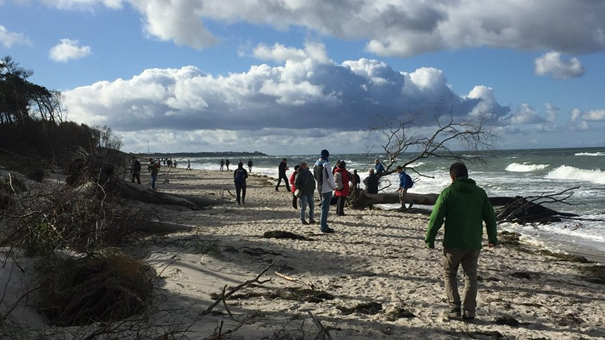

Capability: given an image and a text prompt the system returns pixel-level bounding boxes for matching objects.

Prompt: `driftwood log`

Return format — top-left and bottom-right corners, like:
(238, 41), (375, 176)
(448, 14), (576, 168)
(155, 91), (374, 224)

(352, 190), (580, 225)
(110, 181), (224, 210)
(354, 191), (514, 209)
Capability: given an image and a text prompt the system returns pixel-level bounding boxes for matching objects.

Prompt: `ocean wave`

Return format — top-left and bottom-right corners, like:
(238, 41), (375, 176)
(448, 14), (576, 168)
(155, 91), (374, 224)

(575, 152), (605, 157)
(505, 162), (550, 172)
(545, 165), (605, 184)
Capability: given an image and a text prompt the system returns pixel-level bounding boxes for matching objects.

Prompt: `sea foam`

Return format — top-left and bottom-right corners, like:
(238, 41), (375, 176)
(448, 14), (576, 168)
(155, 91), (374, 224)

(505, 162), (549, 172)
(545, 165), (605, 184)
(575, 152), (605, 157)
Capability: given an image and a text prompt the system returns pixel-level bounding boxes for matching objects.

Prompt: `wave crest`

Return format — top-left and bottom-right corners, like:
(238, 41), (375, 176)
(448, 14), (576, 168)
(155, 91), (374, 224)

(575, 152), (605, 157)
(546, 165), (605, 184)
(505, 162), (550, 172)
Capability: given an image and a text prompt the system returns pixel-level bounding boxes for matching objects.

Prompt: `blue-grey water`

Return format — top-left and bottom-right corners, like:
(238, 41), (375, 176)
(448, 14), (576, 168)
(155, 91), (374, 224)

(173, 148), (605, 263)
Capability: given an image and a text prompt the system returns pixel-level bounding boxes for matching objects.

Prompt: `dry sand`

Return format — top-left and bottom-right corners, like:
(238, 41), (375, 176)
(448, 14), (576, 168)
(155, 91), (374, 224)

(137, 168), (605, 339)
(2, 167), (604, 339)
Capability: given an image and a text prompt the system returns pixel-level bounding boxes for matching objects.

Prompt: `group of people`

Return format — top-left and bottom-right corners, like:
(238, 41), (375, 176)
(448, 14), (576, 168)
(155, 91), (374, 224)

(133, 151), (498, 321)
(221, 158), (254, 173)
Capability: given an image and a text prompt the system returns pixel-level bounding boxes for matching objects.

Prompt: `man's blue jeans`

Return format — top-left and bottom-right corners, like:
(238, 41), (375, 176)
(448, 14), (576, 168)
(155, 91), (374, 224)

(320, 191), (332, 231)
(151, 173), (157, 189)
(299, 194), (314, 222)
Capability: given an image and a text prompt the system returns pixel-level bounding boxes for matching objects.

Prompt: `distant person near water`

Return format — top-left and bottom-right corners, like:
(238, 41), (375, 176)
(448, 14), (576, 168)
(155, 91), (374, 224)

(314, 149), (335, 233)
(225, 159), (231, 171)
(247, 159), (253, 172)
(233, 161), (248, 205)
(220, 159), (225, 171)
(148, 158), (160, 190)
(186, 159), (191, 170)
(131, 156), (141, 184)
(295, 161), (316, 225)
(333, 161), (352, 216)
(275, 158), (290, 192)
(425, 162), (498, 321)
(289, 165), (300, 209)
(375, 158), (385, 174)
(396, 166), (414, 210)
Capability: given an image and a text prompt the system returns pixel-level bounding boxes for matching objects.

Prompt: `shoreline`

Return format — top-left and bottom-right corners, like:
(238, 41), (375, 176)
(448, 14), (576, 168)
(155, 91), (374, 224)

(139, 168), (605, 339)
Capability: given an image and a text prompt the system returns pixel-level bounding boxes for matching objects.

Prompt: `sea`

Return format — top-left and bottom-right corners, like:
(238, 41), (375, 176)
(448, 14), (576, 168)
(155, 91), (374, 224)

(173, 147), (605, 264)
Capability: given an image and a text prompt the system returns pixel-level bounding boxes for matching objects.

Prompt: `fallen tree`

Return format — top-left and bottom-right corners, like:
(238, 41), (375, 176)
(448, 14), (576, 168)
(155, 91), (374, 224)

(352, 187), (581, 225)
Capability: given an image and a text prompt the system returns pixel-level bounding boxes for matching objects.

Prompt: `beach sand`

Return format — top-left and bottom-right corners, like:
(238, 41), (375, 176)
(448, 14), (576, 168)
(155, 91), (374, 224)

(4, 167), (603, 339)
(129, 167), (605, 339)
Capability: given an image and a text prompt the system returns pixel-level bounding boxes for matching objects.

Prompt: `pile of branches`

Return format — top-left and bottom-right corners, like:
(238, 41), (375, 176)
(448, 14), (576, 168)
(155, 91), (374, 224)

(35, 249), (154, 326)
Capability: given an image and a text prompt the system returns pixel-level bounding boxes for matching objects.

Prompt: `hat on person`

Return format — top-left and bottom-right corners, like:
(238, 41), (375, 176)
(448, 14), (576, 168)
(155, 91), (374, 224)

(320, 149), (330, 159)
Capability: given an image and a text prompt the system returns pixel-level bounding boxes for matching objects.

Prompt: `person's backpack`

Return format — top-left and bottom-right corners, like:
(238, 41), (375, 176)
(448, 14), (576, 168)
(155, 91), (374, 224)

(404, 173), (414, 189)
(313, 163), (324, 188)
(334, 171), (343, 190)
(234, 169), (246, 185)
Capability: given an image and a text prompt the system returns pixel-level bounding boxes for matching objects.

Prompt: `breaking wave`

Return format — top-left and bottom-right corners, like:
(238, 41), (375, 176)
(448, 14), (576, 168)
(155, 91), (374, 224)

(545, 165), (605, 185)
(505, 162), (550, 172)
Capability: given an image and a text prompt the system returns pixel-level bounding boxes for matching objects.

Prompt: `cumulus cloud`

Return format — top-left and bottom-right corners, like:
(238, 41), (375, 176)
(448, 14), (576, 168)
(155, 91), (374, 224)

(581, 109), (605, 122)
(49, 39), (92, 62)
(507, 104), (546, 125)
(35, 0), (605, 57)
(253, 41), (329, 63)
(534, 51), (585, 79)
(0, 25), (31, 48)
(63, 55), (510, 137)
(545, 103), (559, 123)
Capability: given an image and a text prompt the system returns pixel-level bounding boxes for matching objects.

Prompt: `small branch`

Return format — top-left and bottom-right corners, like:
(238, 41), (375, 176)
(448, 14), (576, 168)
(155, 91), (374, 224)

(307, 311), (332, 340)
(202, 263), (273, 315)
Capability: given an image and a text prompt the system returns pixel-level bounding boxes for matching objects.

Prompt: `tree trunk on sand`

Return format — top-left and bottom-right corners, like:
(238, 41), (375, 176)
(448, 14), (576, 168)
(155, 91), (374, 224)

(353, 191), (514, 210)
(111, 181), (224, 210)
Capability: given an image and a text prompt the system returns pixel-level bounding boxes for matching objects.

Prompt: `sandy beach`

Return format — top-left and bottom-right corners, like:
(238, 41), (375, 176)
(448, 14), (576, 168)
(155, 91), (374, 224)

(123, 167), (604, 339)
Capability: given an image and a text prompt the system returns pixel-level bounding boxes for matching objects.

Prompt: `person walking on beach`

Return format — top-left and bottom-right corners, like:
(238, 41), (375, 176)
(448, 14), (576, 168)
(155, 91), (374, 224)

(131, 156), (141, 184)
(186, 159), (191, 170)
(295, 161), (316, 225)
(334, 161), (352, 216)
(220, 159), (225, 171)
(275, 158), (290, 192)
(225, 159), (231, 171)
(289, 164), (300, 209)
(233, 161), (248, 205)
(314, 149), (336, 233)
(396, 166), (414, 210)
(247, 159), (253, 172)
(425, 162), (498, 321)
(148, 158), (160, 190)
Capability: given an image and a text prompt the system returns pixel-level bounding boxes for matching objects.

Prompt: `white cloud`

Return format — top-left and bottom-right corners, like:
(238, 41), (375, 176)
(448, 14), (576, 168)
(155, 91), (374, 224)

(544, 103), (559, 123)
(253, 41), (329, 64)
(509, 104), (545, 124)
(49, 39), (92, 62)
(582, 109), (605, 122)
(63, 56), (510, 138)
(36, 1), (605, 56)
(534, 51), (585, 79)
(571, 108), (582, 122)
(0, 25), (31, 48)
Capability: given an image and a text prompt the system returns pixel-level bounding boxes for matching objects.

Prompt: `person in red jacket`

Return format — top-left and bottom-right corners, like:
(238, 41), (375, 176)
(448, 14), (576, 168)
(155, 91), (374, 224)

(289, 164), (300, 209)
(333, 161), (351, 216)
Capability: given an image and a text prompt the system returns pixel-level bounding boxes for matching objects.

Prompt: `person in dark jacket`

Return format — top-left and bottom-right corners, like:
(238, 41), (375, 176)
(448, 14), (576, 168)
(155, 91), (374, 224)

(131, 156), (141, 184)
(425, 162), (498, 321)
(333, 161), (352, 216)
(295, 161), (316, 224)
(275, 158), (290, 191)
(363, 169), (379, 194)
(233, 161), (248, 205)
(247, 159), (253, 172)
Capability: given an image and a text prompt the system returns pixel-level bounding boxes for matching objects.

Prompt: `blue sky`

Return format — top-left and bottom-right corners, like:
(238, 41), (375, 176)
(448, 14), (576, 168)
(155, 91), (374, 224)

(1, 0), (604, 155)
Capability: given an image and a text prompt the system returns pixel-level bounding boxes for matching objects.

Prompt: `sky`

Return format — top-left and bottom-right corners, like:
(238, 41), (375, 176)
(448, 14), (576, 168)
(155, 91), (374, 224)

(1, 0), (605, 155)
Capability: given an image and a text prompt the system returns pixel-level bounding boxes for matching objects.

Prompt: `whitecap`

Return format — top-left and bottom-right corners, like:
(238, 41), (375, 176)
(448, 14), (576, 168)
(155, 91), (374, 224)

(545, 165), (605, 184)
(505, 162), (550, 172)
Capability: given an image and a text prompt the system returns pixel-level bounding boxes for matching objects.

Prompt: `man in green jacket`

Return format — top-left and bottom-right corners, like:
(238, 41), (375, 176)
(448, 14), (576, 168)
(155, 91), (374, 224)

(425, 162), (498, 321)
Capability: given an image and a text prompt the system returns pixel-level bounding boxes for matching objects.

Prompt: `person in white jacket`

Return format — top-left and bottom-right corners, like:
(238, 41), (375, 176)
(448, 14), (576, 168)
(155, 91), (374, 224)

(313, 149), (336, 233)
